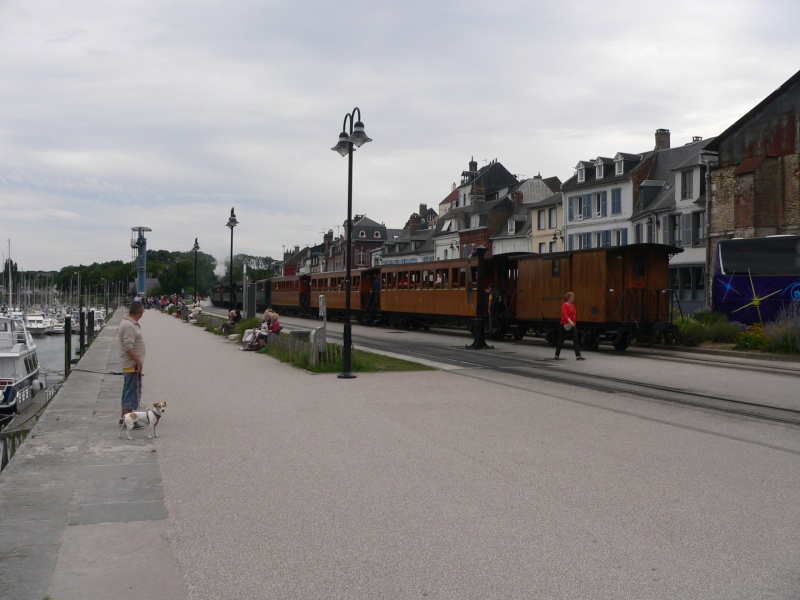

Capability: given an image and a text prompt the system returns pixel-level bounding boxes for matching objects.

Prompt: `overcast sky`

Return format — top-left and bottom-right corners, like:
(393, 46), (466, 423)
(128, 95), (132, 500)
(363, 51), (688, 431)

(1, 0), (798, 273)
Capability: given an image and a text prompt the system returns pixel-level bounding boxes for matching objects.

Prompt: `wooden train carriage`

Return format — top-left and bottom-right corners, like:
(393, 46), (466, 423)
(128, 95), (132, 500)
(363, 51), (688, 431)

(269, 275), (309, 314)
(308, 270), (373, 315)
(511, 244), (679, 350)
(376, 258), (501, 326)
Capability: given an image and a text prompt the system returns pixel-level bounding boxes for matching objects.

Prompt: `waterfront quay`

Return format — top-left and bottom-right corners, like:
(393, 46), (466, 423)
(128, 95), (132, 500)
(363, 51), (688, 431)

(1, 309), (799, 599)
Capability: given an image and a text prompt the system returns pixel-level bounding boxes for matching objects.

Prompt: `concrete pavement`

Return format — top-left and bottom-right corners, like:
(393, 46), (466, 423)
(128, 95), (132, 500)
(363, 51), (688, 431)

(1, 307), (799, 599)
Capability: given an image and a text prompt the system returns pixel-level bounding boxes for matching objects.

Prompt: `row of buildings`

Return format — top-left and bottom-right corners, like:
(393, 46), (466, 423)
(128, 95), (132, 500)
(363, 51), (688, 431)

(277, 69), (800, 315)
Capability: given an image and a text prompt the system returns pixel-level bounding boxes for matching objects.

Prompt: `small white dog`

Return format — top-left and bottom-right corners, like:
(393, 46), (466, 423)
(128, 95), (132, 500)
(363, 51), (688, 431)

(119, 401), (167, 440)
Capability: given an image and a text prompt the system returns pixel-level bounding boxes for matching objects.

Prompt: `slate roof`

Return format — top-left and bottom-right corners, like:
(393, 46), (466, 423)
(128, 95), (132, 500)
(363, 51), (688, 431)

(630, 137), (716, 219)
(562, 152), (648, 192)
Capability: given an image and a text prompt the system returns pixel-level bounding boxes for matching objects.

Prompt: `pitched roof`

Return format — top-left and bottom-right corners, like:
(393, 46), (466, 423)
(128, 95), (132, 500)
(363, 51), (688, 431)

(706, 68), (800, 152)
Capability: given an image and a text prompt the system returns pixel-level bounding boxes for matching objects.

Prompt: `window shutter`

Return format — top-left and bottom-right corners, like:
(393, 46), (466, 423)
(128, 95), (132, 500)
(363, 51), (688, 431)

(601, 191), (607, 216)
(568, 234), (574, 251)
(681, 213), (692, 246)
(662, 217), (669, 244)
(568, 197), (574, 221)
(622, 229), (628, 245)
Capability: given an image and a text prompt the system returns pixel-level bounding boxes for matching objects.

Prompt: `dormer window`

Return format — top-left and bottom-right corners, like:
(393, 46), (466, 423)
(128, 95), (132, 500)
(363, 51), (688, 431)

(374, 231), (381, 238)
(358, 230), (366, 238)
(576, 162), (585, 183)
(596, 164), (604, 179)
(508, 221), (515, 235)
(614, 153), (624, 175)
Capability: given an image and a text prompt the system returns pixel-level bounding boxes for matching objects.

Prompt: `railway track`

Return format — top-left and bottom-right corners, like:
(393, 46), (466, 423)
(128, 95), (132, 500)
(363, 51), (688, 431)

(208, 309), (800, 426)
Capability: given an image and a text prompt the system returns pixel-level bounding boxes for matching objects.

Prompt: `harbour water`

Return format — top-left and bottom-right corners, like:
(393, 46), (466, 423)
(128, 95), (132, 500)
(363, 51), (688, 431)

(34, 333), (81, 387)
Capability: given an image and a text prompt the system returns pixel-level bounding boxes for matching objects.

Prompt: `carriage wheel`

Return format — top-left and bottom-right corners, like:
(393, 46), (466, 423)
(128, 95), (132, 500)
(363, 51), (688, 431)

(613, 332), (631, 351)
(590, 333), (601, 351)
(513, 324), (526, 341)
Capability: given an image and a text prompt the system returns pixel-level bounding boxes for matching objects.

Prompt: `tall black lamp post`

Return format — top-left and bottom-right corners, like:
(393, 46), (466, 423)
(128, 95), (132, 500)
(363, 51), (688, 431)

(331, 107), (372, 379)
(226, 208), (238, 306)
(193, 238), (200, 302)
(466, 245), (493, 350)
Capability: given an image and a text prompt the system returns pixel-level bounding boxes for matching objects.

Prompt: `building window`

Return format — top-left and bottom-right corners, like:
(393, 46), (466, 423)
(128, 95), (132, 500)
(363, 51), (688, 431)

(670, 266), (706, 302)
(549, 241), (556, 252)
(615, 159), (623, 175)
(358, 230), (366, 238)
(549, 207), (557, 228)
(681, 171), (693, 199)
(594, 191), (607, 217)
(577, 167), (585, 183)
(667, 214), (686, 246)
(374, 231), (381, 238)
(538, 210), (546, 230)
(538, 242), (546, 253)
(356, 248), (366, 266)
(596, 164), (604, 179)
(508, 221), (515, 235)
(611, 188), (622, 214)
(580, 232), (591, 249)
(692, 211), (705, 245)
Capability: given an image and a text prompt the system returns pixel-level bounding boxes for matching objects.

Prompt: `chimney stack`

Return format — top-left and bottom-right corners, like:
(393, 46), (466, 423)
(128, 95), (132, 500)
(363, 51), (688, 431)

(655, 128), (671, 150)
(469, 156), (478, 172)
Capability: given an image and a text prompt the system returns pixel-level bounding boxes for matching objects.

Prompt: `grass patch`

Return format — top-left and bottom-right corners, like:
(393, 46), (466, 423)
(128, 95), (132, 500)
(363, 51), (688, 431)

(261, 341), (433, 373)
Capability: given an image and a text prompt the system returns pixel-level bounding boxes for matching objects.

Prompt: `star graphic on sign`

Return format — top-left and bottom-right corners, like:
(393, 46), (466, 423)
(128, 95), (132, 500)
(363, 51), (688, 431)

(718, 272), (741, 304)
(731, 270), (783, 324)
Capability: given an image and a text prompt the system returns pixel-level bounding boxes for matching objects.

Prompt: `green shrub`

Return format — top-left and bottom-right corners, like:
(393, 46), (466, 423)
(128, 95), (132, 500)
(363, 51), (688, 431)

(764, 303), (800, 354)
(707, 321), (745, 343)
(677, 320), (706, 347)
(690, 309), (730, 327)
(237, 317), (260, 335)
(734, 323), (768, 351)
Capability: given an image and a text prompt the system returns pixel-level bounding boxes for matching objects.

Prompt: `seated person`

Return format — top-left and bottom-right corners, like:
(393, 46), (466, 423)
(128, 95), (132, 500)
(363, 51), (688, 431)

(220, 308), (242, 334)
(242, 312), (272, 350)
(185, 303), (202, 322)
(256, 311), (281, 348)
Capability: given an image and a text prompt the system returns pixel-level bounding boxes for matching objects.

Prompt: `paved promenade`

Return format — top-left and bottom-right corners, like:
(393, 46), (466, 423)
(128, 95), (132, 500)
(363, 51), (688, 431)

(1, 308), (799, 599)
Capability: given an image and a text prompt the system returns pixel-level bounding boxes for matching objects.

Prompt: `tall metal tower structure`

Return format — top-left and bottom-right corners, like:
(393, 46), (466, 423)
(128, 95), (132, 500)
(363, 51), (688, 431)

(130, 227), (152, 298)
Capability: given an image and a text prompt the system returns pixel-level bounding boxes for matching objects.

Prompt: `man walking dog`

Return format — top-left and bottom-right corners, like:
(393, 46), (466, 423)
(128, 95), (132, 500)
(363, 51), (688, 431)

(119, 299), (146, 426)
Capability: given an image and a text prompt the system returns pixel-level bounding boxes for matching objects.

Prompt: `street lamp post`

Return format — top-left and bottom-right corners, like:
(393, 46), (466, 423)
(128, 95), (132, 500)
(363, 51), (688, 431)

(193, 238), (200, 302)
(226, 208), (238, 307)
(331, 107), (372, 379)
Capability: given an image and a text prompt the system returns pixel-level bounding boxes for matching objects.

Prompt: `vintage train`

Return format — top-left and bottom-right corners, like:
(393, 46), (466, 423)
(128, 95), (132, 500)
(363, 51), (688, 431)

(211, 243), (683, 351)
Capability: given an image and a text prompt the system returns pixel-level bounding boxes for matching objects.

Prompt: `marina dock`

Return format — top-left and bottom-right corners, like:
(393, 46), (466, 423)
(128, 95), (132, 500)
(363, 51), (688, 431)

(1, 308), (798, 599)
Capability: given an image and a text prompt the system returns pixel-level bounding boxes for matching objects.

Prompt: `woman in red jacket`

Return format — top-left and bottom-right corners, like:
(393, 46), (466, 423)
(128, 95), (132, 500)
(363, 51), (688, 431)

(554, 292), (585, 360)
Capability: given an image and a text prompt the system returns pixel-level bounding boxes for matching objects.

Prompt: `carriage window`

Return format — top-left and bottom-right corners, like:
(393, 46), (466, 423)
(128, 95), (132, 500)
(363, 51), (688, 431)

(551, 259), (560, 277)
(633, 255), (645, 277)
(455, 268), (466, 289)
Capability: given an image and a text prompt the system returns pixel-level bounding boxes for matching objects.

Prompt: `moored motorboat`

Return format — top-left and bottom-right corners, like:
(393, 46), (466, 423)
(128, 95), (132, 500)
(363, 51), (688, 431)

(25, 312), (50, 336)
(0, 315), (43, 418)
